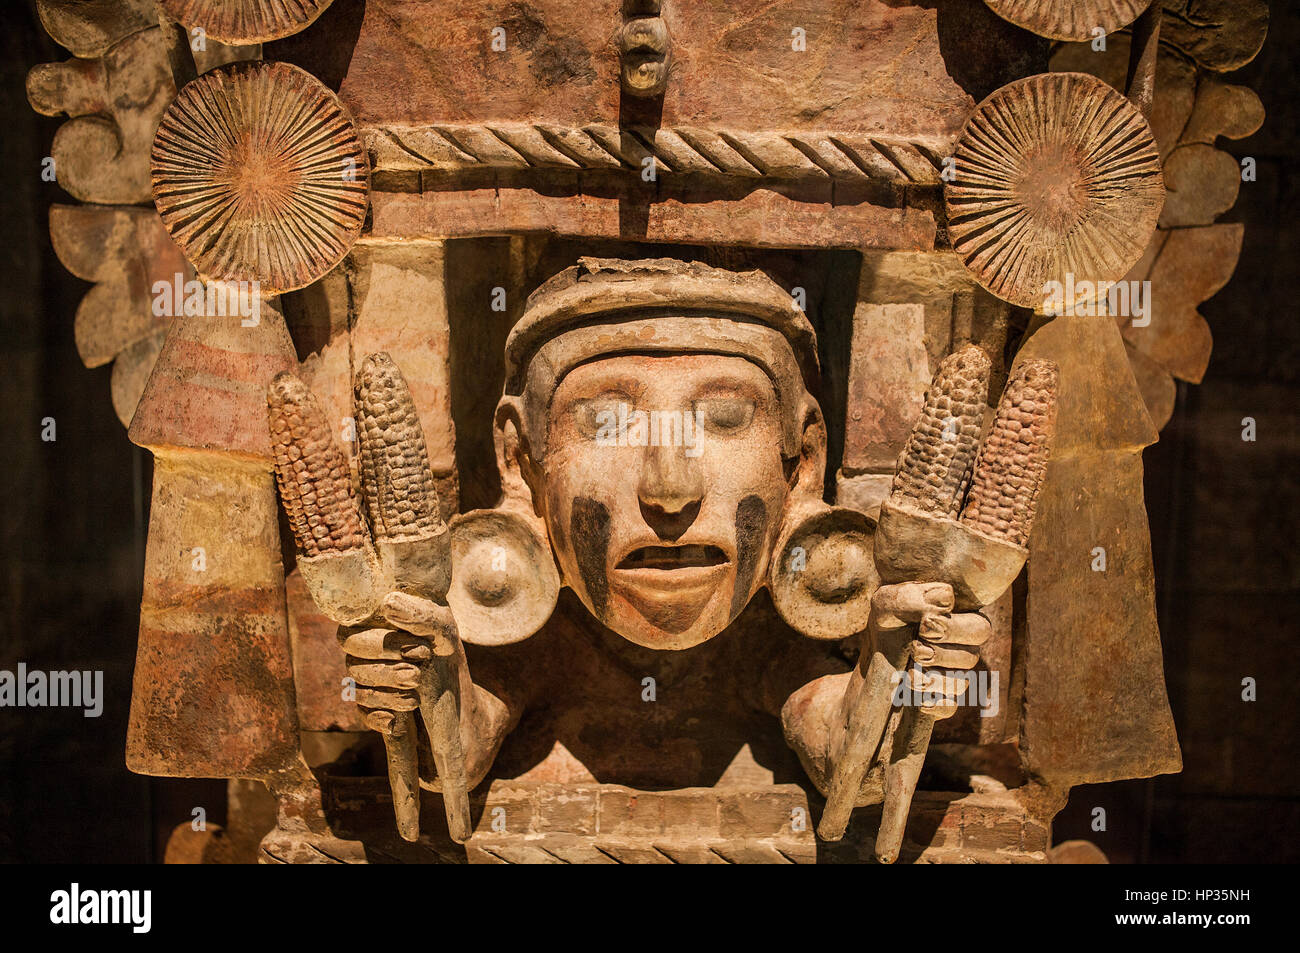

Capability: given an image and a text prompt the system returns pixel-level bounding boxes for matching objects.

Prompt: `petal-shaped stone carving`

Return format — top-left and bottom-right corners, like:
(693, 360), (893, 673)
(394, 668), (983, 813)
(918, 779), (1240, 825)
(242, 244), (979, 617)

(1180, 78), (1265, 145)
(151, 61), (370, 295)
(1158, 143), (1241, 228)
(1123, 341), (1177, 431)
(49, 204), (189, 369)
(159, 0), (335, 44)
(1160, 0), (1268, 73)
(36, 0), (157, 58)
(1120, 224), (1242, 384)
(27, 28), (177, 205)
(111, 330), (169, 428)
(945, 72), (1165, 310)
(984, 0), (1151, 41)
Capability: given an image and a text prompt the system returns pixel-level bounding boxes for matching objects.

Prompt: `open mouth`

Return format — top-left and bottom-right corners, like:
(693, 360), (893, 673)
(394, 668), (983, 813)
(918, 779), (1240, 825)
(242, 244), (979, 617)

(610, 544), (731, 635)
(617, 544), (727, 571)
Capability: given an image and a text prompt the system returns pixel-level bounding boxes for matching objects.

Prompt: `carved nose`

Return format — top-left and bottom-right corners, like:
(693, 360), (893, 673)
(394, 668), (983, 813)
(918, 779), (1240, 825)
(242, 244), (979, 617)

(637, 442), (703, 542)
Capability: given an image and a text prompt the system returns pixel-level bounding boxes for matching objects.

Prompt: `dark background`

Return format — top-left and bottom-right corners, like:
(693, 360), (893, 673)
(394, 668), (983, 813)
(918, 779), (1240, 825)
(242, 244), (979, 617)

(2, 1), (1295, 863)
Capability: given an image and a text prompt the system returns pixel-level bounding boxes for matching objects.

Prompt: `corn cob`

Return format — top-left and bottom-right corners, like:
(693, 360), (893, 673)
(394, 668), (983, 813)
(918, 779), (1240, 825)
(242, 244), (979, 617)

(267, 372), (365, 557)
(960, 359), (1058, 547)
(889, 344), (990, 518)
(355, 352), (444, 540)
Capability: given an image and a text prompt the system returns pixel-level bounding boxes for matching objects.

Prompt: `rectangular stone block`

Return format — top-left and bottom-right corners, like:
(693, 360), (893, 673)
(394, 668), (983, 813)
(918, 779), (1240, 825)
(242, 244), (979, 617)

(597, 790), (665, 836)
(534, 783), (598, 835)
(843, 302), (931, 472)
(718, 789), (800, 838)
(331, 0), (1032, 143)
(660, 789), (720, 835)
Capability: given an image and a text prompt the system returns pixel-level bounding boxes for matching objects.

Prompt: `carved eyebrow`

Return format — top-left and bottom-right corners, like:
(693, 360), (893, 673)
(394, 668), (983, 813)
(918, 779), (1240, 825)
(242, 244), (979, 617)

(690, 373), (772, 401)
(561, 384), (634, 404)
(552, 386), (634, 423)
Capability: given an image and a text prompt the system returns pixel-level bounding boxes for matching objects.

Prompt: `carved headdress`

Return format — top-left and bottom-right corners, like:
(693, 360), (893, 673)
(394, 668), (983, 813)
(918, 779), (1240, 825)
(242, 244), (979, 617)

(503, 257), (821, 457)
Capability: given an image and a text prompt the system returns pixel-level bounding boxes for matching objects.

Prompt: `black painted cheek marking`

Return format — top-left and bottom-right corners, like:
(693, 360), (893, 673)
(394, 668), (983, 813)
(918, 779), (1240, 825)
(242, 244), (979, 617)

(730, 495), (768, 619)
(571, 497), (611, 618)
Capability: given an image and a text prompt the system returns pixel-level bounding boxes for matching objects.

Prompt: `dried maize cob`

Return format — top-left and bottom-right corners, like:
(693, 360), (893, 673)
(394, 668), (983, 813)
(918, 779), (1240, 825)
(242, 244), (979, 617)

(889, 344), (990, 518)
(267, 372), (365, 557)
(960, 359), (1058, 547)
(355, 352), (444, 540)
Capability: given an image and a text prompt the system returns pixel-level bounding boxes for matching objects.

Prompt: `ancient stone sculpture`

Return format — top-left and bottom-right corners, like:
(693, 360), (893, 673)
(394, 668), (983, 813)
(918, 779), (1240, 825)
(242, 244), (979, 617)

(262, 257), (1057, 863)
(26, 0), (1269, 863)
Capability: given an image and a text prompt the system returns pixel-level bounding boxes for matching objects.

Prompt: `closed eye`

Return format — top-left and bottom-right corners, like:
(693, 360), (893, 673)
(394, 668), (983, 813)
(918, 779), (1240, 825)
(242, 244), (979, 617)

(572, 396), (627, 438)
(694, 397), (754, 434)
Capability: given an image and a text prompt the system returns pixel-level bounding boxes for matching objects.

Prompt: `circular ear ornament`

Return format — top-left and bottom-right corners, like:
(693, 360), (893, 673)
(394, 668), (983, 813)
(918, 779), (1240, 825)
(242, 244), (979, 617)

(151, 61), (370, 295)
(448, 509), (559, 646)
(769, 505), (879, 640)
(944, 72), (1164, 311)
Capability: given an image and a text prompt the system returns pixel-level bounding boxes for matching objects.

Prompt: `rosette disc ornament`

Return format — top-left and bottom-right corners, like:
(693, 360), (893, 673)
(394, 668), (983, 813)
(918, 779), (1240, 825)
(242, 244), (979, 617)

(944, 72), (1164, 311)
(983, 0), (1152, 41)
(159, 0), (335, 44)
(150, 61), (369, 295)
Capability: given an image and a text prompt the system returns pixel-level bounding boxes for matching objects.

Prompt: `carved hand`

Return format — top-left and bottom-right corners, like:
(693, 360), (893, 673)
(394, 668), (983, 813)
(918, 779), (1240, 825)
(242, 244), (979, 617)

(337, 595), (453, 725)
(871, 581), (991, 719)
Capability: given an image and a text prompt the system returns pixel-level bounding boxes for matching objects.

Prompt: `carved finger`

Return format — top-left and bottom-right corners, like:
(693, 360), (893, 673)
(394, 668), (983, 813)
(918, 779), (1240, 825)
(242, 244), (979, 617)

(920, 611), (992, 647)
(960, 360), (1059, 548)
(361, 708), (399, 732)
(340, 629), (431, 657)
(907, 667), (969, 697)
(355, 687), (420, 712)
(920, 700), (960, 720)
(906, 667), (969, 720)
(339, 626), (432, 661)
(911, 641), (981, 670)
(917, 611), (950, 642)
(872, 581), (954, 626)
(382, 591), (457, 642)
(347, 660), (422, 691)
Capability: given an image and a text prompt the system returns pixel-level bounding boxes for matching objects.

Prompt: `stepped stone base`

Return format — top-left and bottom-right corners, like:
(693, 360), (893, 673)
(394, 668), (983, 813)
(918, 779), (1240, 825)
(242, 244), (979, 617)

(244, 779), (1048, 864)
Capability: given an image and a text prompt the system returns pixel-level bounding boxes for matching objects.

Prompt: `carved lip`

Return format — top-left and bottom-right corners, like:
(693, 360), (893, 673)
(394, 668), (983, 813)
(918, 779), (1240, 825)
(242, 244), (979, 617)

(610, 543), (731, 632)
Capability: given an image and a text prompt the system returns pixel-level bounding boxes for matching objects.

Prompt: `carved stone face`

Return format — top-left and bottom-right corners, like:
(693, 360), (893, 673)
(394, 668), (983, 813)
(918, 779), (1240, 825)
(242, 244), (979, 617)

(531, 353), (794, 649)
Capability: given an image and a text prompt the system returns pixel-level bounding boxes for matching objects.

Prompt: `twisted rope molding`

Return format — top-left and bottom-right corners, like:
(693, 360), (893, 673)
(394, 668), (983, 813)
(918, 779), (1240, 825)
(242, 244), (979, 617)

(365, 123), (948, 186)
